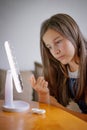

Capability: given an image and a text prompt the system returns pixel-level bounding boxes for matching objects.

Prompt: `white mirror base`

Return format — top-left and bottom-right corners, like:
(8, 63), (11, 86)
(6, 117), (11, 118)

(2, 100), (30, 112)
(2, 70), (30, 112)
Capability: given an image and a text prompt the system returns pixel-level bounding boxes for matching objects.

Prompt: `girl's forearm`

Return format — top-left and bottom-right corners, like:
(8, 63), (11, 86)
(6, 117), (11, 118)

(49, 96), (87, 122)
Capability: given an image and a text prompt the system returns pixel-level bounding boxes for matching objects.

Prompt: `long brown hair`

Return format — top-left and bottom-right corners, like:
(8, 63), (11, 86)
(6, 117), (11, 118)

(40, 13), (87, 106)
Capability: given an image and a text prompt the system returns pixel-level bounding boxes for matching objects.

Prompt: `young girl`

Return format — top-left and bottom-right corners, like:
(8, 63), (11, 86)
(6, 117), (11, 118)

(30, 13), (87, 114)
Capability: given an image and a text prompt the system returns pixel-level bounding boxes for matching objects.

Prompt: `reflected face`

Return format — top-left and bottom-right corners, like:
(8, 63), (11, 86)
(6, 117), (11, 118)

(43, 29), (75, 65)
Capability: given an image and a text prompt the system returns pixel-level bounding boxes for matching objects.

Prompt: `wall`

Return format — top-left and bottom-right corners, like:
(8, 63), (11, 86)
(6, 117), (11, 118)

(0, 0), (87, 70)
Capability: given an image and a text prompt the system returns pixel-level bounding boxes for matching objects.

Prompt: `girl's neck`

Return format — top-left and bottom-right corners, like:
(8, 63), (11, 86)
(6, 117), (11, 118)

(68, 56), (79, 72)
(68, 62), (79, 72)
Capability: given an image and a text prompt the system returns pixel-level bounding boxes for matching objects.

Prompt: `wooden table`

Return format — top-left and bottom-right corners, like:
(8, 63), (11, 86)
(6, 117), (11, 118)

(0, 100), (87, 130)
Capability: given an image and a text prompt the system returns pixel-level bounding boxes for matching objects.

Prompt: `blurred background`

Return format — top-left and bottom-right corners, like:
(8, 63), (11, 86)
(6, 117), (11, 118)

(0, 0), (87, 71)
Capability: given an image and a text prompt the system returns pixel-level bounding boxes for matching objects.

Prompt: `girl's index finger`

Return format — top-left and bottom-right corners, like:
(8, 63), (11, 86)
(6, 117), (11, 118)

(29, 74), (36, 86)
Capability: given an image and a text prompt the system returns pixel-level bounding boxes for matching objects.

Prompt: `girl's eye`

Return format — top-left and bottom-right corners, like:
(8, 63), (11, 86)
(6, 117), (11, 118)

(56, 39), (62, 44)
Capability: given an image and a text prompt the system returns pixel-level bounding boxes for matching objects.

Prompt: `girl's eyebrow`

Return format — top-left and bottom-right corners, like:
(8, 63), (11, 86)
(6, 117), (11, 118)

(53, 36), (61, 42)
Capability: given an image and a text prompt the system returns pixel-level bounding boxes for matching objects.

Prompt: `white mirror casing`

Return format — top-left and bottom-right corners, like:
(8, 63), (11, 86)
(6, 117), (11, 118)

(2, 41), (30, 112)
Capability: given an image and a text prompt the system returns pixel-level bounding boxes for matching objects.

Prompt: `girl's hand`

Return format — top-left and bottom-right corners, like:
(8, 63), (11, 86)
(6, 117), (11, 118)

(30, 75), (50, 104)
(29, 75), (49, 95)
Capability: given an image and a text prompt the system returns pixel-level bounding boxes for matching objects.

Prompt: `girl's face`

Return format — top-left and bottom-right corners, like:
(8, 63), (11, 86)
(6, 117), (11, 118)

(43, 28), (76, 67)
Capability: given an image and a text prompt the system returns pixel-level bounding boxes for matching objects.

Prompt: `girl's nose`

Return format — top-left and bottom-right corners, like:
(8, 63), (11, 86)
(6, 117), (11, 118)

(56, 49), (60, 54)
(53, 46), (60, 55)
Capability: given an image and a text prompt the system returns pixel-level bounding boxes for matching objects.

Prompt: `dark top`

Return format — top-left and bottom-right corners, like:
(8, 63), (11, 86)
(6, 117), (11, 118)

(68, 78), (87, 114)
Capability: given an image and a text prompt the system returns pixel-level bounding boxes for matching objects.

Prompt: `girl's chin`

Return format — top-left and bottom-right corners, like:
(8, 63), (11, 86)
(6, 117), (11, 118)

(59, 60), (68, 65)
